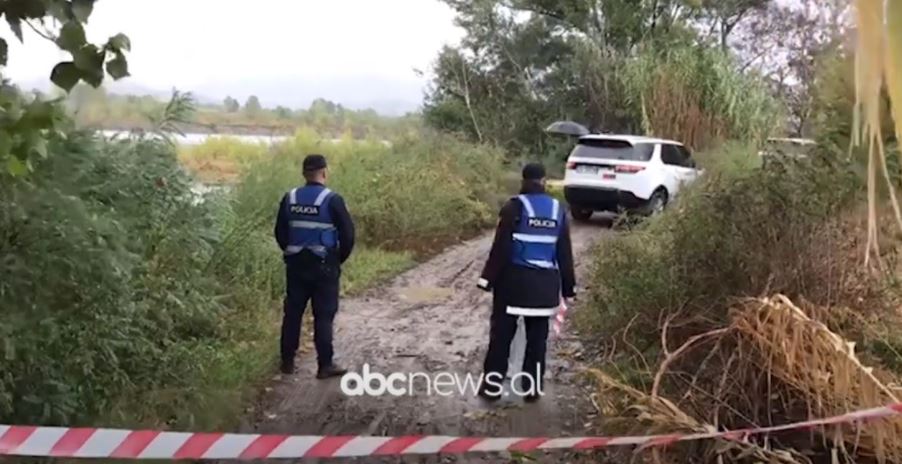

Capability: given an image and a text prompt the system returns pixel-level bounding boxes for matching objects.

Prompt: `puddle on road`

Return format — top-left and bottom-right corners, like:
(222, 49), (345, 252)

(397, 285), (454, 303)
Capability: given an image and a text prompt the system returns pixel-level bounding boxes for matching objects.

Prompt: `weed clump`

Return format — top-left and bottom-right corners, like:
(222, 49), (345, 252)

(580, 143), (902, 462)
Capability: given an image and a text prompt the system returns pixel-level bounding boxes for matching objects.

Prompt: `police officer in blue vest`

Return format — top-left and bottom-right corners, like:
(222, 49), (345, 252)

(476, 163), (576, 402)
(274, 154), (355, 378)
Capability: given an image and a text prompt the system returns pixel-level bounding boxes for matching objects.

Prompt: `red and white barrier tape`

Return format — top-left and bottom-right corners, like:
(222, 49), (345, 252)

(2, 403), (901, 460)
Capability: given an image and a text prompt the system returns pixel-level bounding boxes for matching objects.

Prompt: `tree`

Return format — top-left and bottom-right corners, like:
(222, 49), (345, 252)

(731, 0), (850, 135)
(223, 96), (240, 113)
(425, 0), (689, 154)
(693, 0), (770, 50)
(274, 106), (292, 119)
(244, 95), (262, 117)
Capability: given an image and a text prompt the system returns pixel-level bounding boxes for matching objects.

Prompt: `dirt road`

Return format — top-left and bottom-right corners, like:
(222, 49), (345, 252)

(241, 217), (610, 462)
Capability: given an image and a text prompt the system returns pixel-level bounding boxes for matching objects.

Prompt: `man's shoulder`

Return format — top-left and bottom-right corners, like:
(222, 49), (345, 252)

(326, 190), (345, 203)
(501, 197), (521, 214)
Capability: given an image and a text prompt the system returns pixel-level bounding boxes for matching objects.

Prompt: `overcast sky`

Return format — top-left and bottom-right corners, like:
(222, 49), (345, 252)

(7, 0), (464, 113)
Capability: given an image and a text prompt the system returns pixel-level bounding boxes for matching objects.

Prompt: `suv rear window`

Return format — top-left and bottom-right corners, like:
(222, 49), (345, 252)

(571, 139), (654, 161)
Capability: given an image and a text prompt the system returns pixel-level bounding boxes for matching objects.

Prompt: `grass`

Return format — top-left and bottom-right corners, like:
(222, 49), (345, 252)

(342, 247), (415, 296)
(1, 124), (505, 438)
(178, 136), (269, 184)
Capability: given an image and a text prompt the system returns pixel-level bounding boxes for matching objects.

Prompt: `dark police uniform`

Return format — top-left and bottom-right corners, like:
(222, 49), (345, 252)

(477, 169), (576, 400)
(274, 156), (355, 377)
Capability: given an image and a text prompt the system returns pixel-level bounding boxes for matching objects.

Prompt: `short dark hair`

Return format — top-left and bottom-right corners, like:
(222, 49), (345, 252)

(522, 162), (546, 181)
(302, 154), (327, 173)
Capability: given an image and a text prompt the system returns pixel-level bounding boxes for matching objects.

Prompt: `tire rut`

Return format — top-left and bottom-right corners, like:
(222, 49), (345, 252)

(237, 216), (612, 463)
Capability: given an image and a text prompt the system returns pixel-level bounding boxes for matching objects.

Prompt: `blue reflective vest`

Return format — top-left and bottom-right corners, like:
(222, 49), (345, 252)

(511, 193), (563, 270)
(283, 185), (338, 258)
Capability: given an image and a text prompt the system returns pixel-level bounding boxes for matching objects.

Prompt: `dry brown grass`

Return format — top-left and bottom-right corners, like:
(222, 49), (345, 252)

(179, 157), (242, 184)
(733, 296), (902, 462)
(645, 72), (727, 150)
(589, 295), (902, 464)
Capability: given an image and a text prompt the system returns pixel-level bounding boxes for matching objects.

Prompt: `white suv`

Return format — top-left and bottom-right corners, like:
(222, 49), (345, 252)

(561, 134), (701, 221)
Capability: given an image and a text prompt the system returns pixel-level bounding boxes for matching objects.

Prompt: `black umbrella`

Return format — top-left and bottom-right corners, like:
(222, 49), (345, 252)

(544, 121), (589, 137)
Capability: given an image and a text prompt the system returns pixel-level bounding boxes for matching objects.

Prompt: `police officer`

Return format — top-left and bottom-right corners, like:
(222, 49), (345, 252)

(274, 154), (355, 378)
(476, 163), (576, 402)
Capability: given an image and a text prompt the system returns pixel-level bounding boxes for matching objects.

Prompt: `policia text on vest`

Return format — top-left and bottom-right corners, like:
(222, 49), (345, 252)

(475, 163), (577, 402)
(274, 154), (355, 378)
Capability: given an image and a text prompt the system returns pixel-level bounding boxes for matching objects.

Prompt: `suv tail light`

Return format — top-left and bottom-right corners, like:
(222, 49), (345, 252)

(566, 161), (577, 170)
(615, 165), (645, 174)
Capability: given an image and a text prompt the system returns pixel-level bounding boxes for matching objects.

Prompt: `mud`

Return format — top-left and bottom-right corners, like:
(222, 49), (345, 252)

(237, 216), (612, 463)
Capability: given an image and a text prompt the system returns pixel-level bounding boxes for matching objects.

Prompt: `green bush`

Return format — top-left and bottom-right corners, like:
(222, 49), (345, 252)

(0, 131), (238, 426)
(578, 143), (870, 365)
(0, 123), (505, 429)
(235, 128), (506, 253)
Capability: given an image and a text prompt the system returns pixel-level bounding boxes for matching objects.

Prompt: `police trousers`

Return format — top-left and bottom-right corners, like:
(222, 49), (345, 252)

(482, 292), (549, 396)
(280, 254), (341, 368)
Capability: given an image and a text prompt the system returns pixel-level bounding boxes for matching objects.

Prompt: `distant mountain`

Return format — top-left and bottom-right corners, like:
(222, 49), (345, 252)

(182, 74), (426, 116)
(15, 75), (424, 116)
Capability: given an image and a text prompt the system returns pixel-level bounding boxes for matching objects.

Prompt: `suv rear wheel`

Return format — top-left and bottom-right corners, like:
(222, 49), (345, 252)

(641, 189), (668, 216)
(571, 207), (593, 222)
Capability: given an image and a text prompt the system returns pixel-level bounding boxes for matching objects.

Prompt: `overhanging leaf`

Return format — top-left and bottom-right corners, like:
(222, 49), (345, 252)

(73, 44), (103, 72)
(23, 100), (58, 127)
(0, 130), (12, 157)
(72, 0), (95, 23)
(107, 33), (131, 52)
(19, 0), (47, 17)
(82, 66), (103, 87)
(6, 16), (23, 42)
(5, 156), (28, 176)
(106, 53), (129, 80)
(50, 62), (81, 91)
(26, 133), (48, 159)
(48, 1), (72, 22)
(57, 21), (87, 52)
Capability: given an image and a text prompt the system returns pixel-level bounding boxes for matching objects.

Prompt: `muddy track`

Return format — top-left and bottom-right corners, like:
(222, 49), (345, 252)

(237, 216), (612, 463)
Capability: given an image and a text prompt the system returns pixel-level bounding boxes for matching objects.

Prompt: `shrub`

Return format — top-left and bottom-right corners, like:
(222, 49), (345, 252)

(235, 129), (506, 253)
(580, 142), (902, 462)
(0, 123), (506, 429)
(0, 131), (236, 425)
(579, 143), (870, 365)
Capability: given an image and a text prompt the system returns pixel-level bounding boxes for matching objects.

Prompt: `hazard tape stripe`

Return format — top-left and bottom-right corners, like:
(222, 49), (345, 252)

(2, 403), (901, 459)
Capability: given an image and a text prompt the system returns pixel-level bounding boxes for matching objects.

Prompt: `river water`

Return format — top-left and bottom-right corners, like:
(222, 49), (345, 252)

(100, 130), (290, 146)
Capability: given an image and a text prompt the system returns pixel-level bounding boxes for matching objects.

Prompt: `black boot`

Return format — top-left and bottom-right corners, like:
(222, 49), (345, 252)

(280, 359), (295, 375)
(316, 364), (348, 379)
(477, 382), (503, 402)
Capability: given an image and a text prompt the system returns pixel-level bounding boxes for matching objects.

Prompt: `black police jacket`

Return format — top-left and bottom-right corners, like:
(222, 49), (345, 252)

(478, 183), (577, 309)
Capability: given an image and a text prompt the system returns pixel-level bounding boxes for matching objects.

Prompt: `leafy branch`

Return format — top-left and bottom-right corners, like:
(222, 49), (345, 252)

(0, 0), (132, 177)
(1, 0), (132, 91)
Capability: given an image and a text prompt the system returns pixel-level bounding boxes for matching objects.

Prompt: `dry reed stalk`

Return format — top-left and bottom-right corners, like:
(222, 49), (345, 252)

(853, 0), (902, 265)
(589, 368), (807, 464)
(646, 71), (724, 150)
(732, 295), (902, 463)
